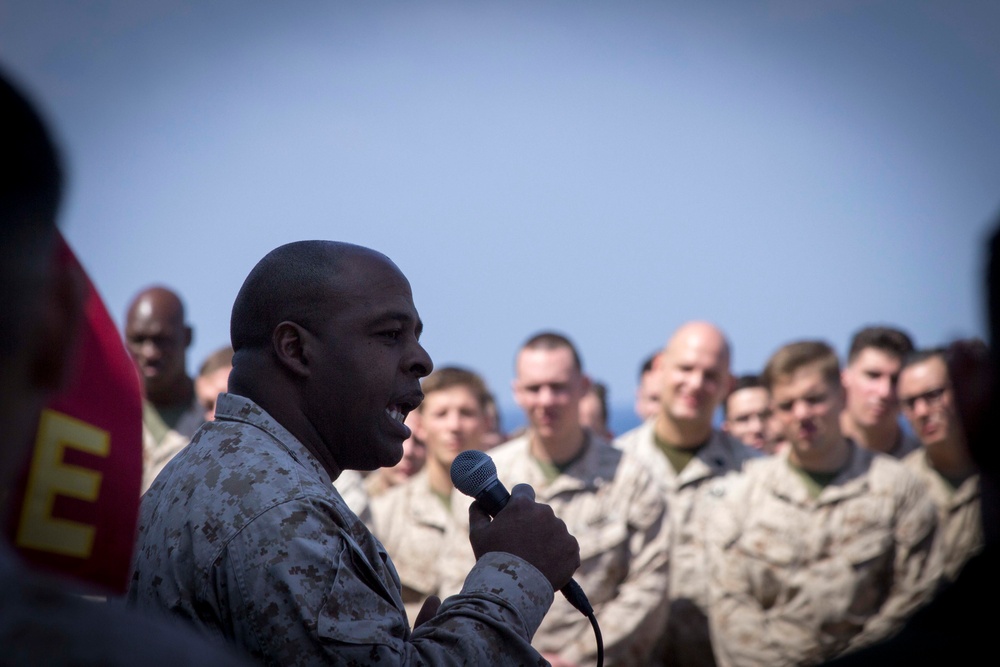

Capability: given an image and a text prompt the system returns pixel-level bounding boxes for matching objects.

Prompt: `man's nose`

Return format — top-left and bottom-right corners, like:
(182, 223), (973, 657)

(875, 376), (893, 398)
(406, 340), (433, 378)
(538, 386), (555, 405)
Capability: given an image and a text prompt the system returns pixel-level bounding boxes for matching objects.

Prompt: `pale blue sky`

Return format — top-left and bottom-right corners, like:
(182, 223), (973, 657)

(3, 0), (999, 434)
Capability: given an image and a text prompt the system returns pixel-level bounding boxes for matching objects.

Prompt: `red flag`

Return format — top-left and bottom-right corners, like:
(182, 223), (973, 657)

(4, 232), (143, 594)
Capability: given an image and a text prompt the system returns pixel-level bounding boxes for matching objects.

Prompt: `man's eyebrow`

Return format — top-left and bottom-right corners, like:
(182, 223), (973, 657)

(371, 311), (423, 336)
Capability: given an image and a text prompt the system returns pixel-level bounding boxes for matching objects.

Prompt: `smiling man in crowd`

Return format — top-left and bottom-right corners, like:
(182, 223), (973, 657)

(616, 321), (757, 667)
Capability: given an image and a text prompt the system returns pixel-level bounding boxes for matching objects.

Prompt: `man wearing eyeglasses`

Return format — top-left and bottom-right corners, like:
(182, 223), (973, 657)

(898, 346), (983, 586)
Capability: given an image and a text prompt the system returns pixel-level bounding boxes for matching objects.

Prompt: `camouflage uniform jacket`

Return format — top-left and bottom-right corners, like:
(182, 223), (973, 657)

(369, 468), (471, 625)
(903, 449), (983, 583)
(333, 468), (372, 525)
(707, 444), (938, 667)
(444, 430), (671, 666)
(141, 395), (204, 493)
(127, 393), (554, 666)
(614, 421), (757, 667)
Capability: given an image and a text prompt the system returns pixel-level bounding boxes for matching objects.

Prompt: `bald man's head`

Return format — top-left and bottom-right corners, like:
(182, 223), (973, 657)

(230, 241), (396, 353)
(226, 240), (432, 476)
(656, 321), (733, 430)
(125, 285), (193, 404)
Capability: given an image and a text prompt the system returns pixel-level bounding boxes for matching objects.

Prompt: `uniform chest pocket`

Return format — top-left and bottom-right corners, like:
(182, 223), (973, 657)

(317, 539), (405, 647)
(739, 519), (800, 568)
(837, 499), (895, 566)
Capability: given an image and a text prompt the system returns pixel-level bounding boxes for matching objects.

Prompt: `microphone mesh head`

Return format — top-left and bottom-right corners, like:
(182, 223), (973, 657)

(450, 450), (497, 497)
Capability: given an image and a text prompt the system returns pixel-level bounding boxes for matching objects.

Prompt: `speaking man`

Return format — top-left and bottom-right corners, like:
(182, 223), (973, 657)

(127, 241), (581, 665)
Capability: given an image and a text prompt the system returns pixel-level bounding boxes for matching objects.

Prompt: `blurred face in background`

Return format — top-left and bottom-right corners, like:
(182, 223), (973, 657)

(514, 346), (589, 443)
(635, 365), (662, 421)
(771, 361), (846, 470)
(195, 364), (231, 420)
(724, 386), (774, 452)
(842, 347), (904, 430)
(657, 326), (730, 427)
(382, 411), (427, 486)
(899, 355), (959, 450)
(418, 385), (488, 475)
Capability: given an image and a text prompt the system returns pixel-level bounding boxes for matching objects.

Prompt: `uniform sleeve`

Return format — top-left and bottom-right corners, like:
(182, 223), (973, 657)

(222, 495), (553, 666)
(560, 463), (671, 666)
(846, 471), (938, 650)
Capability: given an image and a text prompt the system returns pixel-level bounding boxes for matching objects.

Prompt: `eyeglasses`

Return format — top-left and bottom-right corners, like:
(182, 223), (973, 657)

(901, 386), (948, 411)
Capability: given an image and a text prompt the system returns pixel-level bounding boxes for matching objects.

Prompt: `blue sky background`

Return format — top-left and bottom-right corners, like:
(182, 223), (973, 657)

(3, 0), (999, 435)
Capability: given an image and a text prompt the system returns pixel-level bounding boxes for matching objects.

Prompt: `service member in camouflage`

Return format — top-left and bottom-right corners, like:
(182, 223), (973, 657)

(127, 240), (581, 665)
(124, 285), (205, 493)
(839, 325), (921, 460)
(615, 321), (757, 667)
(442, 333), (671, 666)
(898, 346), (983, 584)
(708, 341), (938, 667)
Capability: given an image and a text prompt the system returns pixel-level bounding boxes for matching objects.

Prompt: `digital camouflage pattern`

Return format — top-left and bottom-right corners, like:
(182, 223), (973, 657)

(443, 431), (671, 666)
(903, 449), (983, 584)
(615, 421), (757, 667)
(707, 444), (938, 667)
(127, 393), (554, 666)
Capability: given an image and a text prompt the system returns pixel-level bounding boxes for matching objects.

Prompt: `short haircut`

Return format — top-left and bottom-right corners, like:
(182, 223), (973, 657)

(723, 374), (765, 418)
(0, 69), (63, 361)
(639, 351), (658, 379)
(847, 325), (915, 364)
(518, 331), (583, 371)
(762, 340), (841, 391)
(231, 241), (376, 352)
(420, 366), (490, 411)
(198, 345), (235, 378)
(900, 346), (948, 373)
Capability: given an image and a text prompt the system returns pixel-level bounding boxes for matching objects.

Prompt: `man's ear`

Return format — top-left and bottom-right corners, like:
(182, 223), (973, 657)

(184, 324), (194, 350)
(272, 321), (311, 378)
(29, 251), (85, 392)
(511, 378), (524, 410)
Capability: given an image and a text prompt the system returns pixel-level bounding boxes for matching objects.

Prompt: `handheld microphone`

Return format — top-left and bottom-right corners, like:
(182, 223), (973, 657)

(450, 450), (593, 616)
